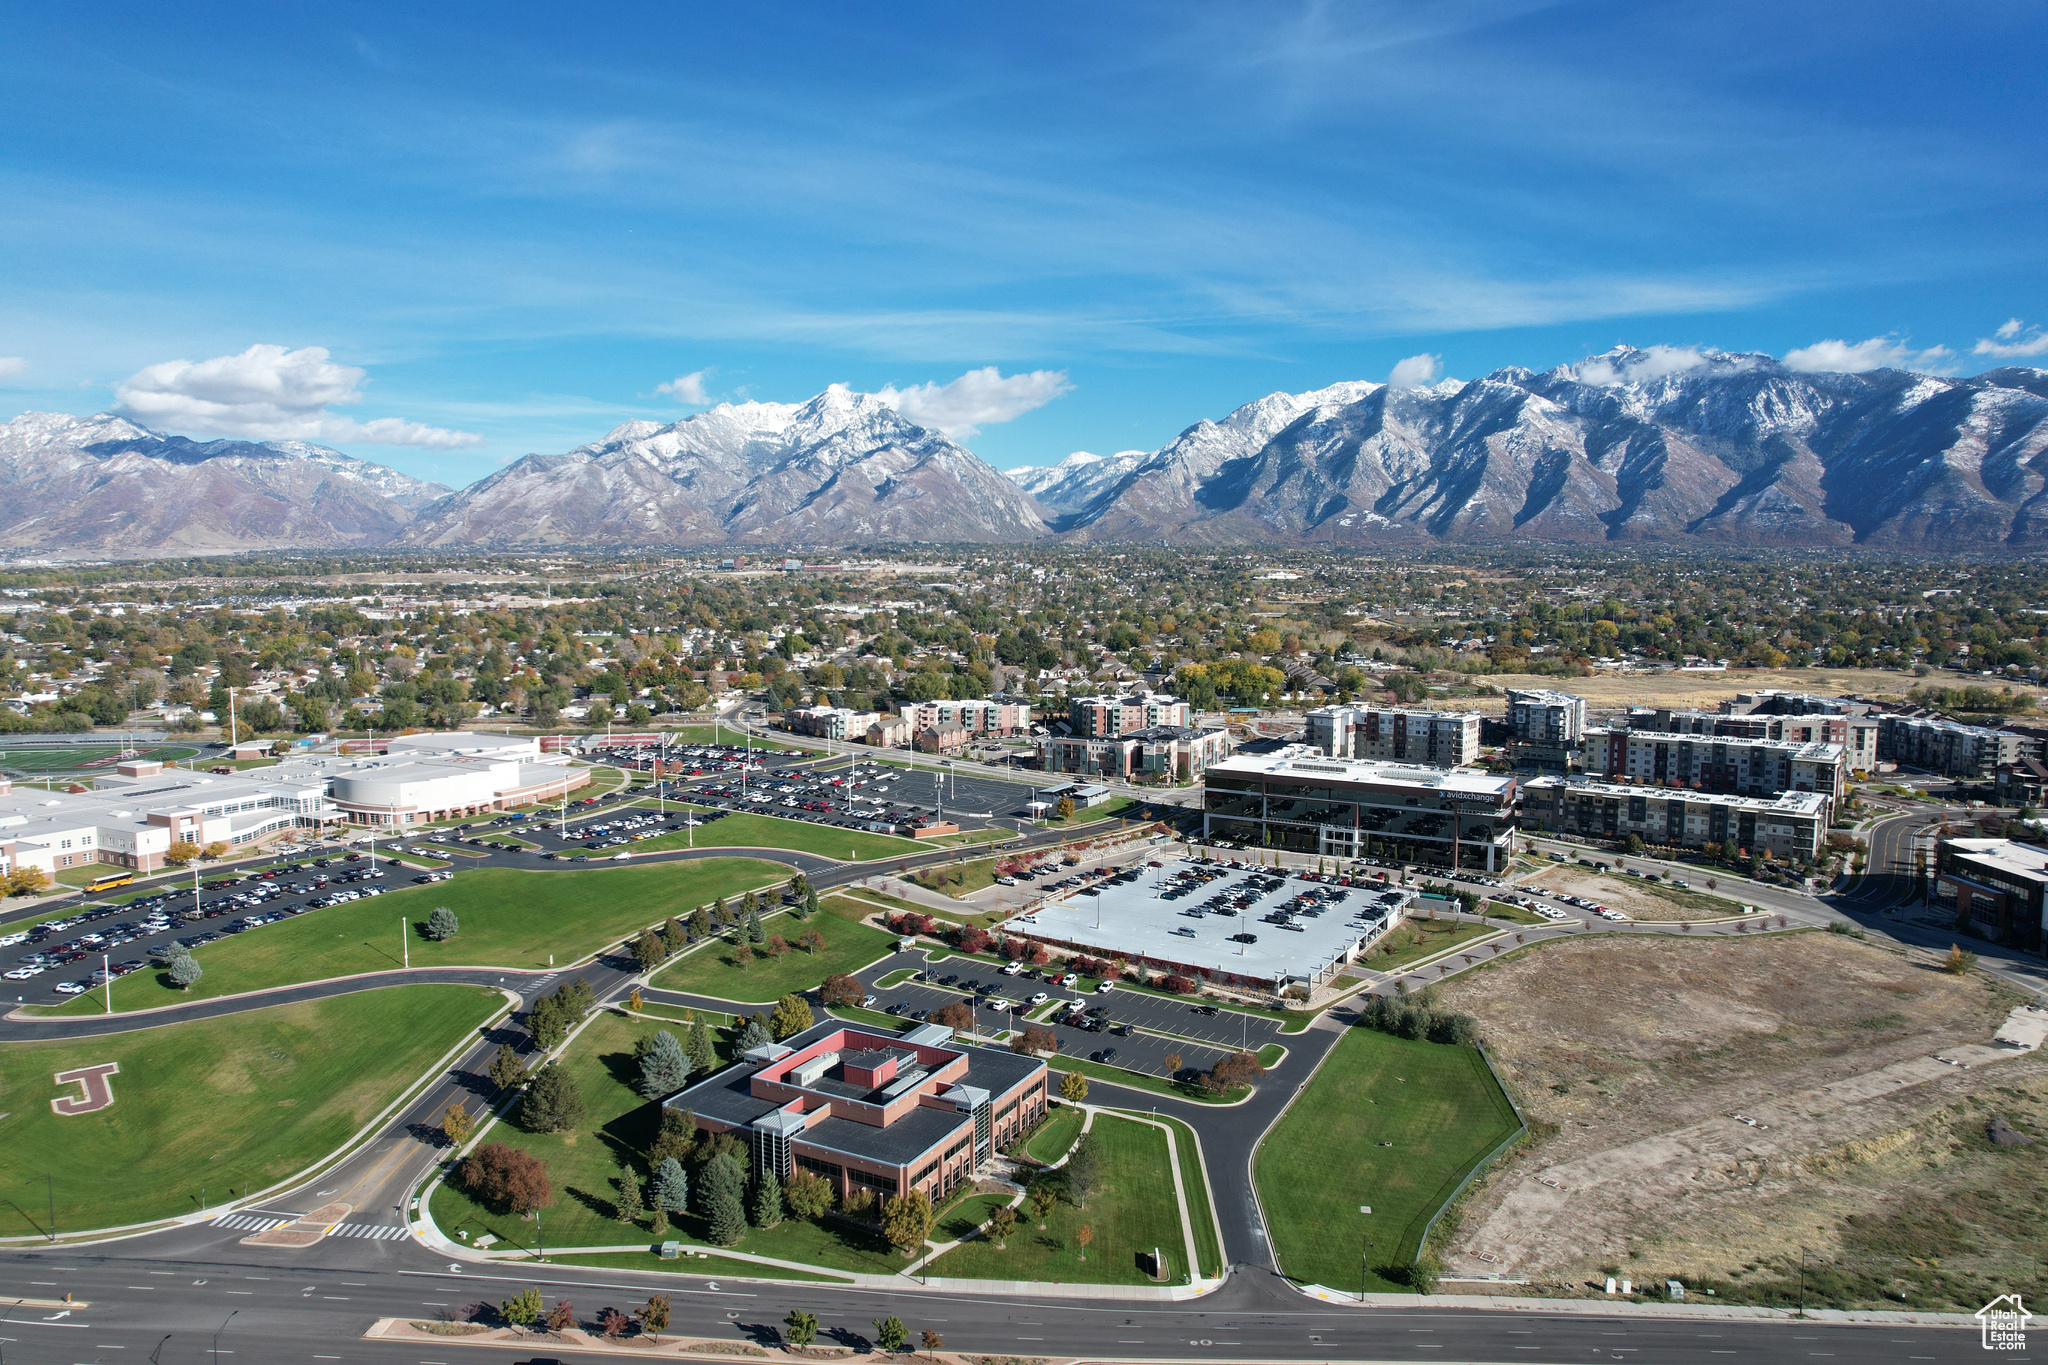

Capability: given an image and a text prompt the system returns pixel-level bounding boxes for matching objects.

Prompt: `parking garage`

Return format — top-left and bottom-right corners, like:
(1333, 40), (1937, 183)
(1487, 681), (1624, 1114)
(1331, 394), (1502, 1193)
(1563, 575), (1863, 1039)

(1005, 857), (1416, 991)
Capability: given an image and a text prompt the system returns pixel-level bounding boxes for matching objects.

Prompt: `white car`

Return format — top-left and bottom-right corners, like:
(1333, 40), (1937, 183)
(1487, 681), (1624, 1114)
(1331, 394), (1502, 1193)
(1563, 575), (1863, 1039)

(1095, 981), (1115, 994)
(0, 931), (26, 946)
(1028, 992), (1049, 1006)
(53, 980), (90, 995)
(611, 851), (631, 860)
(4, 966), (43, 980)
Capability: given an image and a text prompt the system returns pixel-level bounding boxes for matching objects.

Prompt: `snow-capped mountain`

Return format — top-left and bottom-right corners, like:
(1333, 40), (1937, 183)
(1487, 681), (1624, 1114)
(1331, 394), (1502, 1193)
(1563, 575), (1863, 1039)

(1039, 356), (2048, 548)
(400, 385), (1052, 547)
(1005, 449), (1150, 516)
(0, 412), (450, 557)
(7, 353), (2044, 557)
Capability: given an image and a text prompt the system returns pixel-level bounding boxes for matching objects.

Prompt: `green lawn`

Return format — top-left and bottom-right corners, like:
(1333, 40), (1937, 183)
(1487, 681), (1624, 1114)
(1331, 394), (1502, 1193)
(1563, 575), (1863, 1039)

(1022, 1104), (1084, 1164)
(1138, 1112), (1223, 1279)
(545, 1249), (850, 1282)
(930, 1115), (1188, 1285)
(1049, 1055), (1243, 1105)
(0, 743), (202, 774)
(1483, 901), (1549, 926)
(934, 1192), (1015, 1244)
(636, 806), (927, 862)
(38, 859), (787, 1014)
(1357, 918), (1499, 974)
(908, 854), (1002, 899)
(1254, 1027), (1521, 1290)
(648, 894), (900, 1005)
(1043, 795), (1141, 828)
(429, 1009), (909, 1276)
(0, 985), (503, 1236)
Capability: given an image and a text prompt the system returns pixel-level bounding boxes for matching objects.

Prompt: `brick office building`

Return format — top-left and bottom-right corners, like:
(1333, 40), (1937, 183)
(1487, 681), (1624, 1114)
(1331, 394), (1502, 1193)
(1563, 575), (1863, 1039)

(664, 1022), (1048, 1205)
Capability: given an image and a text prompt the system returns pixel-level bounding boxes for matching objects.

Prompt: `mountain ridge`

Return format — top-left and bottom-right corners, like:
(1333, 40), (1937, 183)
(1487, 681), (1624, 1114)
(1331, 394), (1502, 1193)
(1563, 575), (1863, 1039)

(6, 350), (2046, 556)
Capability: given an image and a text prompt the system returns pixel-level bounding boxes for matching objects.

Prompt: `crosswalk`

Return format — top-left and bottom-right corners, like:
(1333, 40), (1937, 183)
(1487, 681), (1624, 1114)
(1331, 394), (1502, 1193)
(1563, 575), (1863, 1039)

(208, 1212), (409, 1240)
(329, 1222), (410, 1241)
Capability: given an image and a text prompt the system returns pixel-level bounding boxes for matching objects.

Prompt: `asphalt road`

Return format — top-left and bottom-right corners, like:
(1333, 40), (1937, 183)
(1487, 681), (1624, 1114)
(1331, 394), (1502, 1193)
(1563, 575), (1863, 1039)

(0, 1239), (1984, 1364)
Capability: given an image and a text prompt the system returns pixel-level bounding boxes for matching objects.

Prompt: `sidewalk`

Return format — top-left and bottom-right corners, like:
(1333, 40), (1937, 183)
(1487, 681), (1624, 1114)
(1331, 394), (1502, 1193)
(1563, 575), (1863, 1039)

(1296, 1284), (1979, 1328)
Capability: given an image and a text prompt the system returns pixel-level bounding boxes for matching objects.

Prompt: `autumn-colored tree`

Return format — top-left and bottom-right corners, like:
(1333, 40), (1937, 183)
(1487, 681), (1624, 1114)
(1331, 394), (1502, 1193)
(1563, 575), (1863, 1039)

(820, 972), (863, 1006)
(1060, 1070), (1089, 1101)
(1011, 1024), (1058, 1056)
(459, 1142), (554, 1216)
(440, 1099), (474, 1147)
(932, 1001), (976, 1036)
(880, 1189), (933, 1257)
(1162, 1051), (1182, 1078)
(1076, 1223), (1094, 1260)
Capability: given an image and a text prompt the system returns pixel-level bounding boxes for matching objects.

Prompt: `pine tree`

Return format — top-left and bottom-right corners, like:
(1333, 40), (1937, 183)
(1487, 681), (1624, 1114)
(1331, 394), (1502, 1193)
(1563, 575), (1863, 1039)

(712, 897), (729, 927)
(614, 1164), (644, 1223)
(802, 886), (819, 919)
(652, 1156), (689, 1213)
(707, 1188), (746, 1246)
(521, 1062), (585, 1134)
(750, 1169), (784, 1228)
(686, 1019), (717, 1076)
(488, 1042), (530, 1093)
(637, 1030), (691, 1098)
(738, 1015), (771, 1050)
(744, 902), (766, 944)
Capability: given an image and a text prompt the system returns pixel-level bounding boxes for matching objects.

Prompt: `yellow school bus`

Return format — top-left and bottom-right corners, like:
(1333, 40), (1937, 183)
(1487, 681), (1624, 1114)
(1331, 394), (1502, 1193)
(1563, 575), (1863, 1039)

(85, 871), (135, 894)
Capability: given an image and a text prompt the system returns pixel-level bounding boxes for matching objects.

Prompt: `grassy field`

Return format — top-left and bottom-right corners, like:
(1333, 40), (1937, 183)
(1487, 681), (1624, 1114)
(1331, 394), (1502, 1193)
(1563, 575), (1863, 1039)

(636, 806), (926, 861)
(1022, 1104), (1085, 1165)
(1048, 1055), (1242, 1105)
(648, 894), (900, 1005)
(908, 854), (1002, 899)
(38, 859), (787, 1014)
(1255, 1027), (1520, 1289)
(0, 985), (503, 1236)
(1483, 901), (1549, 926)
(430, 1008), (910, 1275)
(0, 743), (202, 774)
(1357, 918), (1498, 974)
(930, 1115), (1188, 1284)
(1044, 795), (1141, 828)
(1141, 1111), (1223, 1279)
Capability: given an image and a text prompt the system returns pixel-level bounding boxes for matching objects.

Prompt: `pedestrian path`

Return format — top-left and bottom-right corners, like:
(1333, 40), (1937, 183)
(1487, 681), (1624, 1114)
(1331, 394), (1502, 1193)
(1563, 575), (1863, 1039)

(328, 1222), (409, 1241)
(211, 1212), (289, 1232)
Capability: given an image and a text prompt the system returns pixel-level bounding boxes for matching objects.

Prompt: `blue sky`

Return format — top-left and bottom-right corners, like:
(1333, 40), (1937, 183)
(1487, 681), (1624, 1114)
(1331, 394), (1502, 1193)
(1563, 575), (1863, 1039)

(0, 1), (2043, 487)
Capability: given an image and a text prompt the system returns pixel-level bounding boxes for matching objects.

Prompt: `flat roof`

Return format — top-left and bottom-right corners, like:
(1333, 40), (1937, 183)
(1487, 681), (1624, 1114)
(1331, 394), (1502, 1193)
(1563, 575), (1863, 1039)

(1524, 776), (1830, 814)
(1206, 752), (1516, 798)
(1946, 838), (2048, 885)
(1009, 857), (1412, 984)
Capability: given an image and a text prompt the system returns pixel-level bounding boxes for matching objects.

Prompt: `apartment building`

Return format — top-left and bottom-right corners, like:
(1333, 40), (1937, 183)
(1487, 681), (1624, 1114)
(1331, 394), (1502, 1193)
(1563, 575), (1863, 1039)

(1043, 724), (1232, 782)
(1584, 728), (1847, 802)
(1627, 705), (1879, 772)
(1306, 705), (1482, 768)
(1878, 715), (2026, 777)
(1935, 838), (2048, 952)
(1522, 776), (1829, 862)
(1066, 692), (1190, 738)
(1505, 688), (1589, 745)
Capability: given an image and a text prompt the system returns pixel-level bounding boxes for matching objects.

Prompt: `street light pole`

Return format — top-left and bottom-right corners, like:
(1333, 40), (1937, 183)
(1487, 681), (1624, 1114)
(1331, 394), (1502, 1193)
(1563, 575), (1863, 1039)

(402, 915), (409, 969)
(212, 1309), (237, 1364)
(32, 1174), (52, 1241)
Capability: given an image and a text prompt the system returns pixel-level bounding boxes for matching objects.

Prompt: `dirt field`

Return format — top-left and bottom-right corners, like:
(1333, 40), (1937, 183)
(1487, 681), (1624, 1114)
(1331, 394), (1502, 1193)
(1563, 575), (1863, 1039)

(1435, 932), (2048, 1310)
(1510, 864), (1748, 922)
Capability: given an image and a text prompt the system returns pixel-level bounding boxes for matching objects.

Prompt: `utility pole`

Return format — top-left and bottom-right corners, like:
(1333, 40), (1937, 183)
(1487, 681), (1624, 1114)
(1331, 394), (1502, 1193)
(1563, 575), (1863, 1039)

(103, 952), (110, 1015)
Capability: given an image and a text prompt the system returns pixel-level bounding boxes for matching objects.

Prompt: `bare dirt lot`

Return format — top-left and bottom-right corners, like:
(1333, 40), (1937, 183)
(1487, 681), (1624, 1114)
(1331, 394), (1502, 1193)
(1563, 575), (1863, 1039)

(1511, 864), (1748, 922)
(1436, 932), (2048, 1310)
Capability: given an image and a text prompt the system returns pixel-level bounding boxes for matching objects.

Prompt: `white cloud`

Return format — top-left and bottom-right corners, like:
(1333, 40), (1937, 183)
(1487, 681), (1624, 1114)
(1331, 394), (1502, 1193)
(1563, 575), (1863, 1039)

(875, 366), (1073, 438)
(1575, 344), (1715, 386)
(1974, 318), (2048, 360)
(0, 357), (25, 380)
(656, 369), (713, 403)
(1387, 353), (1440, 388)
(114, 343), (482, 449)
(1782, 335), (1954, 375)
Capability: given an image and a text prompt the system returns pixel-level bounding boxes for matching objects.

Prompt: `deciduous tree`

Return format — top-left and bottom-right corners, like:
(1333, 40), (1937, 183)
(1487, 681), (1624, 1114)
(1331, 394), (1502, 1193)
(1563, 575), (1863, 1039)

(770, 992), (815, 1040)
(880, 1189), (932, 1257)
(520, 1062), (584, 1133)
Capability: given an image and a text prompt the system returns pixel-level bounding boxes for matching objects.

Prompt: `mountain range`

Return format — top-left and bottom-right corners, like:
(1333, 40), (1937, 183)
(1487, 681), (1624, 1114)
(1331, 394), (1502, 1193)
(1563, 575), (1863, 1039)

(6, 349), (2046, 557)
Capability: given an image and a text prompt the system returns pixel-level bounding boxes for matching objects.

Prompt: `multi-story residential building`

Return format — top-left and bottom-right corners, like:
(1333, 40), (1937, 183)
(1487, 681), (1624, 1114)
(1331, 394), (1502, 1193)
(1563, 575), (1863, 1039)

(865, 717), (911, 748)
(1306, 705), (1482, 768)
(664, 1021), (1048, 1208)
(1505, 688), (1589, 745)
(1521, 776), (1829, 862)
(1203, 752), (1521, 870)
(901, 700), (1031, 737)
(1995, 758), (2048, 809)
(782, 705), (880, 741)
(1043, 724), (1232, 782)
(1627, 705), (1879, 771)
(1584, 729), (1847, 802)
(1066, 692), (1190, 738)
(1935, 838), (2048, 952)
(1877, 715), (2026, 776)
